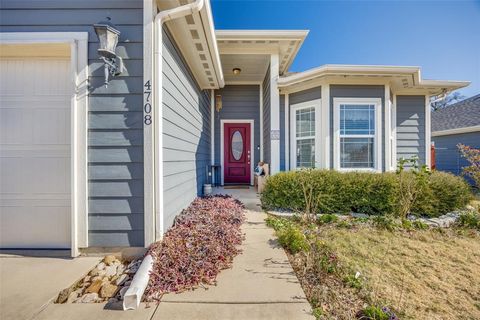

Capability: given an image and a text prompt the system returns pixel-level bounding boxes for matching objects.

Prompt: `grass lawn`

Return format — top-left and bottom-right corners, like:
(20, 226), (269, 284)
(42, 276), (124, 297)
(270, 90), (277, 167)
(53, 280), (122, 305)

(268, 216), (480, 319)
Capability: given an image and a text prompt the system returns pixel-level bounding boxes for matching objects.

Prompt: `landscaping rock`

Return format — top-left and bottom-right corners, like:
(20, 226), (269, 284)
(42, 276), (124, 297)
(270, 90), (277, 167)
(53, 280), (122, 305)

(67, 289), (82, 303)
(85, 279), (103, 294)
(96, 262), (106, 270)
(350, 212), (368, 219)
(105, 265), (117, 278)
(100, 283), (118, 298)
(103, 255), (117, 266)
(116, 263), (125, 275)
(57, 287), (73, 304)
(115, 274), (128, 286)
(89, 267), (106, 277)
(79, 293), (98, 303)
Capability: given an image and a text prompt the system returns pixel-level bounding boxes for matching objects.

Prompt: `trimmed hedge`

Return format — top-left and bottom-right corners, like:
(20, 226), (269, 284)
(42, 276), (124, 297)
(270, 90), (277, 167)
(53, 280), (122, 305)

(261, 169), (472, 217)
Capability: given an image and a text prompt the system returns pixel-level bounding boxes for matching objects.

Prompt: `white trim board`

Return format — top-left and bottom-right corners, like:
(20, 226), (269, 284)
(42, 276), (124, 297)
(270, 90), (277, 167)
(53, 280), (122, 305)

(289, 99), (322, 170)
(432, 125), (480, 137)
(220, 119), (255, 186)
(0, 32), (89, 257)
(425, 94), (431, 169)
(333, 97), (383, 173)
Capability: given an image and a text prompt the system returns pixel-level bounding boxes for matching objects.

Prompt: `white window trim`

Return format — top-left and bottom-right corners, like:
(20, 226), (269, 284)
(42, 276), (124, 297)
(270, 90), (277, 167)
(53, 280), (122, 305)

(0, 32), (89, 257)
(333, 97), (382, 172)
(290, 99), (322, 170)
(220, 119), (255, 186)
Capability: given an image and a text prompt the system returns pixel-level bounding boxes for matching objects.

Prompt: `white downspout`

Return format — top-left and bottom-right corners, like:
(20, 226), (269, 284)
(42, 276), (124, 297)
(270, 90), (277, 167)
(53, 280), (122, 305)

(123, 0), (205, 311)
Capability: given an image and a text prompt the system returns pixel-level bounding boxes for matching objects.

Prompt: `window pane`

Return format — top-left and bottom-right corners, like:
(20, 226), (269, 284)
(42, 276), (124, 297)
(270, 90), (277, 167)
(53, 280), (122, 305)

(340, 104), (375, 135)
(296, 107), (315, 138)
(231, 130), (243, 160)
(296, 138), (315, 168)
(340, 137), (374, 168)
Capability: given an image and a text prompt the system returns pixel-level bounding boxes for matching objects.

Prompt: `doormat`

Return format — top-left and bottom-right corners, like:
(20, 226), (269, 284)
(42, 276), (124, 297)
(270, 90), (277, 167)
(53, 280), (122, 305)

(223, 185), (250, 189)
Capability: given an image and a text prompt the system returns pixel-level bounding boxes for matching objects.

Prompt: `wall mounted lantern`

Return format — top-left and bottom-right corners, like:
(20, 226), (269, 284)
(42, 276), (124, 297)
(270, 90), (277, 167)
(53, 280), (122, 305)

(94, 17), (124, 87)
(215, 94), (223, 112)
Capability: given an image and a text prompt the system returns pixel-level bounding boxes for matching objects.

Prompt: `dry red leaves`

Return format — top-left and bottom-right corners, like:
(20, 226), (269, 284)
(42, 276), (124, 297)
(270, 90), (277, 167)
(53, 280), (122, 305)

(144, 195), (245, 301)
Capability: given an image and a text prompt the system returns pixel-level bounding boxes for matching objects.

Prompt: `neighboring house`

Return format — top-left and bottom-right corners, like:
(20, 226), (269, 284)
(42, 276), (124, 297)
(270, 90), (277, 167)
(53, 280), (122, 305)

(432, 94), (480, 176)
(0, 0), (469, 256)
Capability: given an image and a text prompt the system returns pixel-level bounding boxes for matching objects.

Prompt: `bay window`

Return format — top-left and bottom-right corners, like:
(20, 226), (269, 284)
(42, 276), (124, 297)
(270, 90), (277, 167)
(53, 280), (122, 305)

(334, 98), (382, 171)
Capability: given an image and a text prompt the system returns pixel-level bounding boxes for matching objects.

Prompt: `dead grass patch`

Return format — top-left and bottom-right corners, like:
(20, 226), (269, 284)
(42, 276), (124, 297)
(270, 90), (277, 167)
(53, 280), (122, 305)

(317, 226), (480, 319)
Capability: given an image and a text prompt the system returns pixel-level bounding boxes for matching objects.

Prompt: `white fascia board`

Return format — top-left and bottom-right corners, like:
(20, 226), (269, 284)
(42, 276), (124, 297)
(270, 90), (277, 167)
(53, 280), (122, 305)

(432, 126), (480, 137)
(215, 29), (309, 40)
(200, 0), (224, 87)
(278, 64), (421, 87)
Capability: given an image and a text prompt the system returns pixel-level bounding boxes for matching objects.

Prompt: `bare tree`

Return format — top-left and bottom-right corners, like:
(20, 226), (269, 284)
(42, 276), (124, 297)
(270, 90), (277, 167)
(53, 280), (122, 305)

(430, 92), (465, 111)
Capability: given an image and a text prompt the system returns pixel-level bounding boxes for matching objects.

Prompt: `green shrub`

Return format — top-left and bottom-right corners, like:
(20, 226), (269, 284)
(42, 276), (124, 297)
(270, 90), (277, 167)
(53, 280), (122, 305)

(457, 211), (480, 230)
(317, 214), (339, 225)
(261, 168), (472, 218)
(277, 225), (309, 254)
(421, 171), (472, 216)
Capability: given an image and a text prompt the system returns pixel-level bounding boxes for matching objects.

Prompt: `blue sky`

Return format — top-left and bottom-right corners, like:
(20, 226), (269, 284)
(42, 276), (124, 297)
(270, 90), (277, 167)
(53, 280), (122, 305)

(211, 0), (480, 97)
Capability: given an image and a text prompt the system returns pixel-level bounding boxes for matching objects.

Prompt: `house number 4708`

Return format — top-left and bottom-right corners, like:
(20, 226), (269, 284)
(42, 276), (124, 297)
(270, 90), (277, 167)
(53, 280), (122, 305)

(144, 80), (152, 125)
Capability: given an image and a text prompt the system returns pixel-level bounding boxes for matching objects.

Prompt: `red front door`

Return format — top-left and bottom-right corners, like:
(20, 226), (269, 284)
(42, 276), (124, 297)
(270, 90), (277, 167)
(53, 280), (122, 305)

(224, 123), (251, 184)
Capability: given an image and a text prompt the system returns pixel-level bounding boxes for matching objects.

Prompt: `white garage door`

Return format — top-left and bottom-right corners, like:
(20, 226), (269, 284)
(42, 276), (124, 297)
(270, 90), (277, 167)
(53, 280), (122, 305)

(0, 58), (72, 248)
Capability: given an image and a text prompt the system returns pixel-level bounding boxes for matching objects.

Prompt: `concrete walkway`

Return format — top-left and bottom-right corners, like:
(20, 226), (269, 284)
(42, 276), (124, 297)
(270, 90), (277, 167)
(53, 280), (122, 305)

(1, 187), (313, 320)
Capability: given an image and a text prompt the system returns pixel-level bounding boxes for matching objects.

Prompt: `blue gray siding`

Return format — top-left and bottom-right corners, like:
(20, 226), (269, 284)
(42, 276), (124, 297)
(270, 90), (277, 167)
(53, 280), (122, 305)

(262, 67), (271, 164)
(433, 131), (480, 176)
(330, 85), (385, 170)
(162, 27), (211, 229)
(0, 0), (145, 247)
(290, 87), (321, 105)
(214, 85), (260, 170)
(396, 95), (426, 165)
(280, 95), (285, 171)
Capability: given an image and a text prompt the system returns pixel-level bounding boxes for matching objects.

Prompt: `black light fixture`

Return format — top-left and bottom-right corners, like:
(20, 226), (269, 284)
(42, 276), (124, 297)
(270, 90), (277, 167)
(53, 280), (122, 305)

(94, 17), (124, 87)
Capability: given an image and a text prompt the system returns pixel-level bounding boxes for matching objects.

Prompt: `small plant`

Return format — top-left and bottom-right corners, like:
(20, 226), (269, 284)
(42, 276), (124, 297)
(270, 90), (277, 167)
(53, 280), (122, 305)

(265, 216), (293, 232)
(457, 211), (480, 230)
(401, 219), (413, 230)
(358, 305), (399, 320)
(344, 272), (363, 289)
(458, 144), (480, 187)
(372, 216), (398, 231)
(317, 214), (339, 225)
(277, 225), (309, 254)
(413, 220), (429, 230)
(312, 307), (323, 319)
(336, 220), (353, 229)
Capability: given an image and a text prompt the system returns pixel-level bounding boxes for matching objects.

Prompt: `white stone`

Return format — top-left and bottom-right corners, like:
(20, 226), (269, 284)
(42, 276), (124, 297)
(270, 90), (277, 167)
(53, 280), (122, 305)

(116, 264), (125, 275)
(105, 265), (117, 278)
(115, 274), (128, 286)
(79, 293), (98, 303)
(97, 262), (106, 270)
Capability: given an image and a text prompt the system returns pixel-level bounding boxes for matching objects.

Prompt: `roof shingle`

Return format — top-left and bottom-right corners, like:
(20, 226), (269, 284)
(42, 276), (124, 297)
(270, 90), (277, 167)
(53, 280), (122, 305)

(431, 94), (480, 132)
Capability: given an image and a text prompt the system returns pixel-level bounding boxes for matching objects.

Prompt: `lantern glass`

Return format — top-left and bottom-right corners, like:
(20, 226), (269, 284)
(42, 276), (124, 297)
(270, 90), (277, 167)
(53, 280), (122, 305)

(94, 23), (120, 59)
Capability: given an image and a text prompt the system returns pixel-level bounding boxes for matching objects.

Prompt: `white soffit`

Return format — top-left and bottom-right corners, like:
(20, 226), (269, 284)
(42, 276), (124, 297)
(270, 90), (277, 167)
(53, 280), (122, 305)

(216, 30), (309, 75)
(221, 54), (269, 83)
(157, 0), (224, 89)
